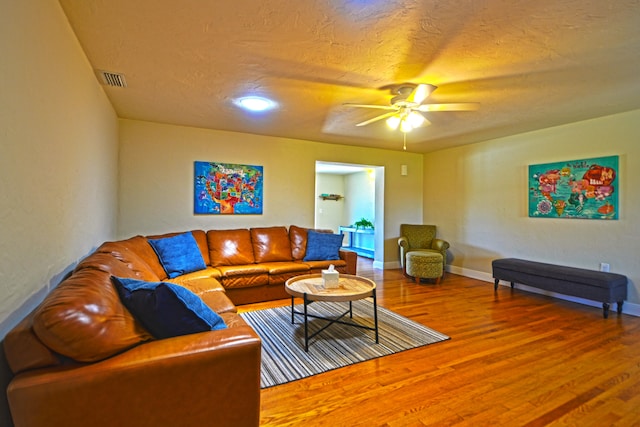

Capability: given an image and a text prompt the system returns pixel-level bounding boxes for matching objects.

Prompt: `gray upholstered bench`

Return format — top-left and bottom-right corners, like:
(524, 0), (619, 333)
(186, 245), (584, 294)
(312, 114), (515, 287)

(492, 258), (628, 318)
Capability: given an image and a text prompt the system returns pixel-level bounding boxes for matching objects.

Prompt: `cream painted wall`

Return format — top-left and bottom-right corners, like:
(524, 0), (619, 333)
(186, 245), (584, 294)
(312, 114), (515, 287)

(0, 1), (119, 337)
(424, 109), (640, 308)
(118, 119), (423, 265)
(345, 171), (376, 252)
(315, 173), (345, 231)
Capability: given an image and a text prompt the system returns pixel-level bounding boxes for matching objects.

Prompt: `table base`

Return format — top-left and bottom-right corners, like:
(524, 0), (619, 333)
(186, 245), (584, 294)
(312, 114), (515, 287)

(290, 290), (379, 352)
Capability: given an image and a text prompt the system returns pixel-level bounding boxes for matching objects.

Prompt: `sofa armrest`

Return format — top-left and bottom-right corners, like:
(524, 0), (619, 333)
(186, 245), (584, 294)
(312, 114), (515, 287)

(7, 326), (261, 427)
(339, 249), (357, 275)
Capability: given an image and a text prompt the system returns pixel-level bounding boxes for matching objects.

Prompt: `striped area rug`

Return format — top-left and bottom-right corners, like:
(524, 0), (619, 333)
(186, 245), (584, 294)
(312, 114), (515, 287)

(239, 299), (450, 388)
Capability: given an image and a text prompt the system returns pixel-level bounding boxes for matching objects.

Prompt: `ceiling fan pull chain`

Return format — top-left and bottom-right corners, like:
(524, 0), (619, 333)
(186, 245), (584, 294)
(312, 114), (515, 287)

(403, 132), (407, 151)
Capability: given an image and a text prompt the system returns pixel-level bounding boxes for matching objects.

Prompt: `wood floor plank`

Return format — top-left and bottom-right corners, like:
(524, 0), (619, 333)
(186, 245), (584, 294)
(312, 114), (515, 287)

(248, 258), (640, 426)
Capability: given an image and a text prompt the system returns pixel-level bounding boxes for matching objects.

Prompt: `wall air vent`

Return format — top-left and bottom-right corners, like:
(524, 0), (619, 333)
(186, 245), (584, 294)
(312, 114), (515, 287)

(96, 70), (127, 88)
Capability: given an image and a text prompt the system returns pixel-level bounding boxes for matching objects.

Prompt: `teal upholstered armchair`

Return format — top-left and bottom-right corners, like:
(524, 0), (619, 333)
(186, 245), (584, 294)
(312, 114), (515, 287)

(398, 224), (449, 276)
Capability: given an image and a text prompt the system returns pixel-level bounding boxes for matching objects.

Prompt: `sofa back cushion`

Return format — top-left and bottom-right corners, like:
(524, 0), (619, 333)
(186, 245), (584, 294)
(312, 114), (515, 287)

(250, 226), (293, 263)
(95, 235), (168, 280)
(289, 225), (309, 261)
(207, 229), (255, 266)
(74, 251), (159, 282)
(32, 268), (152, 362)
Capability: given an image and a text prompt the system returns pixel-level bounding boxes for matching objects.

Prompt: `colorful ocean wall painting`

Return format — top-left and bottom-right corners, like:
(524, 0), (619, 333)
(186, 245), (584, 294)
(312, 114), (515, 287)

(194, 162), (263, 215)
(528, 155), (618, 220)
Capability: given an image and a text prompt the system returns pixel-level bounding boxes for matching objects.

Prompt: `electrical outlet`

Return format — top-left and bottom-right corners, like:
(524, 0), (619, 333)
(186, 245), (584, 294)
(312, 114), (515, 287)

(600, 262), (610, 272)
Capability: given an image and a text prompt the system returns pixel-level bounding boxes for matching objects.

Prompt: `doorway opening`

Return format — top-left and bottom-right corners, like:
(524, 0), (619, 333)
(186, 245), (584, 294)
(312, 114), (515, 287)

(314, 161), (384, 267)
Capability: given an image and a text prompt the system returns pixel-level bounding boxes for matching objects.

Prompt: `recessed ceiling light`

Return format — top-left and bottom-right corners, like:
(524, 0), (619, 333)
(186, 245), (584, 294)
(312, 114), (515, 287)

(235, 96), (277, 112)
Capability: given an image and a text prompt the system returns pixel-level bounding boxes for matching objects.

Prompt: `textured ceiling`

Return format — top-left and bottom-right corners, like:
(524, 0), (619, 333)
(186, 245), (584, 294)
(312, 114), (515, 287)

(58, 0), (640, 153)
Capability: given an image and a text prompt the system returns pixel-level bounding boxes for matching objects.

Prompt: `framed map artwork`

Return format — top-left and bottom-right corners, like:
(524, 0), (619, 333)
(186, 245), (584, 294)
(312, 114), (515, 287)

(528, 155), (618, 220)
(194, 161), (263, 214)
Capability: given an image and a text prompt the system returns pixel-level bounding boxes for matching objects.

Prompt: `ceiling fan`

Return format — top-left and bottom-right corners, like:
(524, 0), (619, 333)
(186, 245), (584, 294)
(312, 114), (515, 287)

(344, 83), (479, 133)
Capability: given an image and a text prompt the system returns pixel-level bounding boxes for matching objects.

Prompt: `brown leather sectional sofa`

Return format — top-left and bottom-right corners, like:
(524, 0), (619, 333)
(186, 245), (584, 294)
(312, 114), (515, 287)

(3, 225), (356, 427)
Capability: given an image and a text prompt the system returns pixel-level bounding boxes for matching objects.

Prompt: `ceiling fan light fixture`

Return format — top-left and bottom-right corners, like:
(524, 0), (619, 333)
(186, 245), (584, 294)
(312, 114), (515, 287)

(386, 115), (401, 130)
(400, 119), (413, 133)
(407, 111), (425, 128)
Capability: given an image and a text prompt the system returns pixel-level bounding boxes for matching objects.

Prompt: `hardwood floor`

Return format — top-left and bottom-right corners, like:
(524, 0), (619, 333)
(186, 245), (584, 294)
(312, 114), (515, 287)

(241, 258), (640, 426)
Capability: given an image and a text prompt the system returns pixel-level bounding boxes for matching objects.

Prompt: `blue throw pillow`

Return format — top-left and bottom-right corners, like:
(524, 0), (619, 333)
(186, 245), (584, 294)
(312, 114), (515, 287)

(148, 232), (207, 279)
(111, 277), (226, 339)
(303, 230), (344, 261)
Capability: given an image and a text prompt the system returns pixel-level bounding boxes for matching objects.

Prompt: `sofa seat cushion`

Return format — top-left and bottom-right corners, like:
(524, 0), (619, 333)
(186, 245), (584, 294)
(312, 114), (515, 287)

(259, 261), (310, 275)
(112, 277), (227, 339)
(303, 259), (347, 272)
(259, 261), (311, 286)
(207, 229), (255, 266)
(148, 231), (207, 278)
(168, 276), (226, 295)
(166, 266), (222, 282)
(33, 269), (152, 362)
(216, 264), (269, 277)
(250, 226), (293, 262)
(217, 273), (270, 289)
(215, 264), (269, 289)
(199, 290), (237, 314)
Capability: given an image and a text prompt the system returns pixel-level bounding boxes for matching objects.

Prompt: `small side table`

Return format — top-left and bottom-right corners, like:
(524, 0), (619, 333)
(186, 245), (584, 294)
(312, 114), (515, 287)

(284, 274), (378, 351)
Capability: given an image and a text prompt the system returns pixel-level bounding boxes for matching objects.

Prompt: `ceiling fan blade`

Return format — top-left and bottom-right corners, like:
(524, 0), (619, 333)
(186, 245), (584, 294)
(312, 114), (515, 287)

(417, 102), (480, 112)
(356, 111), (399, 127)
(406, 84), (437, 104)
(343, 103), (397, 110)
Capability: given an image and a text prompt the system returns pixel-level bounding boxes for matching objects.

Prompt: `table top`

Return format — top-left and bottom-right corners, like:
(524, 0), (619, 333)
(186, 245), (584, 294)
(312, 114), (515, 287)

(285, 274), (376, 302)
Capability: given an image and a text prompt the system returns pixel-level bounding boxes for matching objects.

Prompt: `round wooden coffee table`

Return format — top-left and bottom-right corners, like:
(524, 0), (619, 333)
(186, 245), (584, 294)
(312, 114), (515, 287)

(285, 274), (378, 351)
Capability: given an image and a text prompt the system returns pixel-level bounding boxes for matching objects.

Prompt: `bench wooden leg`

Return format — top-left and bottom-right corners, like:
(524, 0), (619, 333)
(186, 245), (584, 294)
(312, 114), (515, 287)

(494, 279), (499, 291)
(603, 303), (610, 319)
(617, 301), (624, 314)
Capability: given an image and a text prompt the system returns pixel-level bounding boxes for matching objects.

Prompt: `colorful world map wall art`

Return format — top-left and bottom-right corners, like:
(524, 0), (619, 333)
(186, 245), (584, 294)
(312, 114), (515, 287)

(529, 155), (618, 220)
(194, 161), (263, 214)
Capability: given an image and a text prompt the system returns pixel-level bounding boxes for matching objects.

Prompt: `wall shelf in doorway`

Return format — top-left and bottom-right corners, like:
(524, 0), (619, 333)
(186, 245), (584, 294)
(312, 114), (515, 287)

(319, 194), (343, 201)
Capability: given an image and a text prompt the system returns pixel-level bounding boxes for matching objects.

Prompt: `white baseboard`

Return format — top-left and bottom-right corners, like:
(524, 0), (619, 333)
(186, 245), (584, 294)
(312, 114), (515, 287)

(376, 260), (401, 270)
(446, 264), (640, 317)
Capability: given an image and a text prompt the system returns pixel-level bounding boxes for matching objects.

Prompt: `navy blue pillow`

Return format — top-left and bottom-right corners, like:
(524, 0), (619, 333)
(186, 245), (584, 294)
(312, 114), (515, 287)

(303, 230), (344, 261)
(111, 277), (226, 339)
(148, 232), (207, 279)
